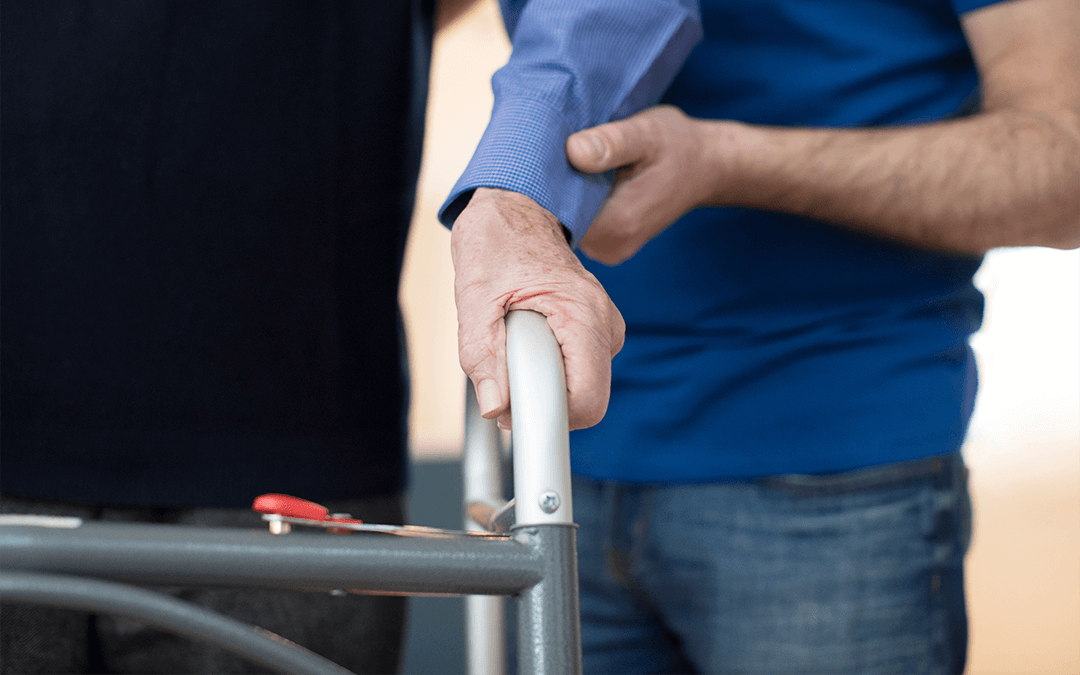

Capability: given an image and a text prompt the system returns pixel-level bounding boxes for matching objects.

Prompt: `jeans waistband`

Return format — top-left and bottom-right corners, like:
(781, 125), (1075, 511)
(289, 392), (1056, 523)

(757, 453), (965, 497)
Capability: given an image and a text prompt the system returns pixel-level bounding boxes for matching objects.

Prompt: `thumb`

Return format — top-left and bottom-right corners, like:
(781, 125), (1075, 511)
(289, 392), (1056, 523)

(472, 375), (506, 420)
(459, 319), (511, 421)
(566, 118), (647, 174)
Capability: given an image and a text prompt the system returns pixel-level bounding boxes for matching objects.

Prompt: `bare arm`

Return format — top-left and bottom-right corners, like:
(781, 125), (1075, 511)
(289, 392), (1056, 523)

(568, 0), (1080, 263)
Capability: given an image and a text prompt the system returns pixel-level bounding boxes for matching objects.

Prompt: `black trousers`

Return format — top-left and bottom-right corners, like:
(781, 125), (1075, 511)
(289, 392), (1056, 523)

(0, 494), (407, 675)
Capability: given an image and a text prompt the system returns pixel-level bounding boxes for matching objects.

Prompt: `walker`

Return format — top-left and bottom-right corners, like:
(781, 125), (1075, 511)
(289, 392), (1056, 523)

(0, 310), (581, 675)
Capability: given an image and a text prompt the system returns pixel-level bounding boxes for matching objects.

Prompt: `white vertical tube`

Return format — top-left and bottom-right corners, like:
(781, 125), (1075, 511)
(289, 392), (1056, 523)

(505, 310), (573, 526)
(463, 380), (504, 520)
(465, 594), (506, 675)
(463, 382), (507, 675)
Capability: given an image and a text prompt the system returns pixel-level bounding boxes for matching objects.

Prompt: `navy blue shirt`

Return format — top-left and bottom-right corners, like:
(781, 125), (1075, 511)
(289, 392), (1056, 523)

(2, 1), (434, 506)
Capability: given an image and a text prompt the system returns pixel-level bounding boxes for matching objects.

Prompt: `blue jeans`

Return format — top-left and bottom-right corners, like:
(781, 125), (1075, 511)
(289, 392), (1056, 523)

(573, 454), (971, 674)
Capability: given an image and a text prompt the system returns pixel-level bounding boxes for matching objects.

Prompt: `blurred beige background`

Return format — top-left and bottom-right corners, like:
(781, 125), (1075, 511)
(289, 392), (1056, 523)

(400, 2), (1080, 672)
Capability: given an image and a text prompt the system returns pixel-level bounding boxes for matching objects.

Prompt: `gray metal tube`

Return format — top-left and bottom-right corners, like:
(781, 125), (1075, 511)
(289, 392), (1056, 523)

(464, 378), (506, 517)
(0, 523), (541, 596)
(514, 525), (582, 675)
(464, 382), (509, 675)
(0, 572), (354, 675)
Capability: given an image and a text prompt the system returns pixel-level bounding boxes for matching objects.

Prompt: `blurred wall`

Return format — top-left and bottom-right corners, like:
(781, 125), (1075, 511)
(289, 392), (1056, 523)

(399, 2), (1080, 672)
(963, 248), (1080, 674)
(399, 0), (508, 458)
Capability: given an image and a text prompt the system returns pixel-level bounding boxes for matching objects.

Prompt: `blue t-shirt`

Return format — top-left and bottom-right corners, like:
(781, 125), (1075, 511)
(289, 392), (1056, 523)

(570, 0), (998, 481)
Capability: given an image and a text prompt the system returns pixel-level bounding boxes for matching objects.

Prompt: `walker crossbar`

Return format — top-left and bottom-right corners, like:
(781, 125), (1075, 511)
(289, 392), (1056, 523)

(0, 521), (542, 595)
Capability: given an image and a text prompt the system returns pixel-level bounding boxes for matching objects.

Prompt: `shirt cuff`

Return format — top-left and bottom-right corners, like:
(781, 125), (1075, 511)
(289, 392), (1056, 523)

(438, 94), (613, 248)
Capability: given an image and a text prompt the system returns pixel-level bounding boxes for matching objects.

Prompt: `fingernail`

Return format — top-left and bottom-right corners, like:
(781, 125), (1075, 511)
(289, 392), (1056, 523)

(497, 411), (513, 431)
(572, 132), (605, 163)
(476, 379), (502, 417)
(587, 133), (607, 161)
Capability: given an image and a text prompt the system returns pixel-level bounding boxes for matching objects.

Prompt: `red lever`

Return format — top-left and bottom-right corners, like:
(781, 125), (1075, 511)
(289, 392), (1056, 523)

(252, 494), (330, 521)
(252, 493), (364, 525)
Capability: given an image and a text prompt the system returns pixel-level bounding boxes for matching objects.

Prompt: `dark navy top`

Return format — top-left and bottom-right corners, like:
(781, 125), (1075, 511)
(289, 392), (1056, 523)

(1, 1), (434, 506)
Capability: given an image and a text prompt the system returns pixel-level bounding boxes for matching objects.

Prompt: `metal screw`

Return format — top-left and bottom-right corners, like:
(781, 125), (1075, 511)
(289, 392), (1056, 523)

(327, 513), (352, 535)
(538, 491), (560, 514)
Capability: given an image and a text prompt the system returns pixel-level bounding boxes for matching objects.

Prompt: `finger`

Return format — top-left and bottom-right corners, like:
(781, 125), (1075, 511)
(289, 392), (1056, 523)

(579, 229), (638, 266)
(458, 312), (510, 420)
(583, 238), (639, 266)
(496, 411), (512, 431)
(525, 299), (625, 431)
(475, 377), (505, 419)
(560, 317), (619, 430)
(579, 193), (647, 265)
(566, 115), (654, 174)
(578, 172), (658, 265)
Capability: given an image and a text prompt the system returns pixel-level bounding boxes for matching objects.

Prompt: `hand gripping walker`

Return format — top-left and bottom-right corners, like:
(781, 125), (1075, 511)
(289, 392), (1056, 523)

(0, 310), (582, 675)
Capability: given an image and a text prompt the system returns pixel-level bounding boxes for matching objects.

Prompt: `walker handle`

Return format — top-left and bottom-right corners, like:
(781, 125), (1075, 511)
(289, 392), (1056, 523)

(504, 309), (573, 527)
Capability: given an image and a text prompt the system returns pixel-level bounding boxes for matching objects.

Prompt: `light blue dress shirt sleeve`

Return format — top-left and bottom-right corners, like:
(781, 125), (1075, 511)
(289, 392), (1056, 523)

(438, 0), (702, 246)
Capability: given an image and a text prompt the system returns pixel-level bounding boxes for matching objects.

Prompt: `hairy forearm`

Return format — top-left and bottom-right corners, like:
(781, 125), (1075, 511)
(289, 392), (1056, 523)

(708, 110), (1080, 253)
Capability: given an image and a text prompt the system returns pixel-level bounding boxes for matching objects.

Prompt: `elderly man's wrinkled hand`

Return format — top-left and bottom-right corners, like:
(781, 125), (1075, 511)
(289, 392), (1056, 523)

(451, 187), (624, 431)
